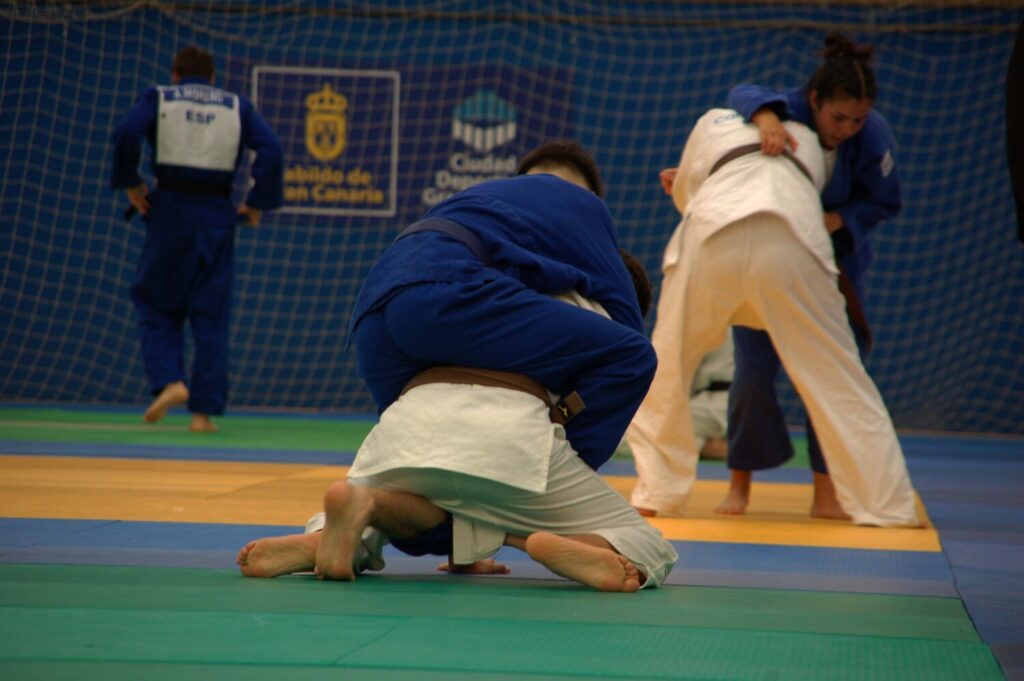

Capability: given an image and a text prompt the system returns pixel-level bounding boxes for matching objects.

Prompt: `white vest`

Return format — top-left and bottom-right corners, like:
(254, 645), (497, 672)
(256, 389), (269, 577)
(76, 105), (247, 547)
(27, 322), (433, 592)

(156, 84), (241, 172)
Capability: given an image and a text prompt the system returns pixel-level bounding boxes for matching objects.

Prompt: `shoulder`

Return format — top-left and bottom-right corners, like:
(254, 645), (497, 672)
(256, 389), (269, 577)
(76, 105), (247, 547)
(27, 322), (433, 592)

(864, 110), (896, 144)
(854, 110), (898, 159)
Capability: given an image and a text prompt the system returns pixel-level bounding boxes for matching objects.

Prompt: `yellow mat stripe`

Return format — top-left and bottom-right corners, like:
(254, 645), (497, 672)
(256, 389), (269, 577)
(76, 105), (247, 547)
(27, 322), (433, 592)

(0, 454), (939, 552)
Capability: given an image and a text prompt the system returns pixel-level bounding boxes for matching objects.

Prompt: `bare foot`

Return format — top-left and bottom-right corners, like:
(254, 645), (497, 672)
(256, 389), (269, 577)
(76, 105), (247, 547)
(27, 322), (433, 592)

(634, 507), (657, 517)
(236, 533), (318, 578)
(715, 469), (752, 515)
(810, 472), (852, 521)
(715, 488), (749, 515)
(526, 531), (641, 592)
(143, 381), (188, 423)
(189, 414), (218, 433)
(314, 481), (374, 581)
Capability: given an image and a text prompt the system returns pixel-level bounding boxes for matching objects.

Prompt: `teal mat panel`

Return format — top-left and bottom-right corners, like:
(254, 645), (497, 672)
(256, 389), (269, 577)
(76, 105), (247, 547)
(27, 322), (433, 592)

(0, 564), (1005, 680)
(343, 617), (1001, 681)
(0, 565), (978, 641)
(1, 607), (396, 665)
(0, 661), (638, 681)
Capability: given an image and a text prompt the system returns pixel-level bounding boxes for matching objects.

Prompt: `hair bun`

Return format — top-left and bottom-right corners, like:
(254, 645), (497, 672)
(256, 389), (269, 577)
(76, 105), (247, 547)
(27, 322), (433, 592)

(823, 31), (874, 63)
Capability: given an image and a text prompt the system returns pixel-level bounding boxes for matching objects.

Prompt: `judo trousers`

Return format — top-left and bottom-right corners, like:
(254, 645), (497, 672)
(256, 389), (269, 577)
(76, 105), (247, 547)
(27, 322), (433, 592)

(728, 311), (870, 474)
(626, 213), (919, 527)
(130, 190), (236, 415)
(348, 431), (679, 589)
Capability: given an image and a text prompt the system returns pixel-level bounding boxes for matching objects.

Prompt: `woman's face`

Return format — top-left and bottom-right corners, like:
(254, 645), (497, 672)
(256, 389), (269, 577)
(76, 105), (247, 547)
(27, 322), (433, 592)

(809, 91), (872, 150)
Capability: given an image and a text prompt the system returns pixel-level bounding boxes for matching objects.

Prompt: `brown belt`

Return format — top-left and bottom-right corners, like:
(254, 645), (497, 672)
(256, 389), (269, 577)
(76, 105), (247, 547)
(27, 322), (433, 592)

(401, 366), (585, 425)
(709, 142), (814, 184)
(709, 142), (872, 351)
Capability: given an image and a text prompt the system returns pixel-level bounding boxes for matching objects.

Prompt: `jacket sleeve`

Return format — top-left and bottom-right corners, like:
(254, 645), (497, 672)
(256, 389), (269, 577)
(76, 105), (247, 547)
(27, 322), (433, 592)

(240, 99), (284, 211)
(728, 83), (792, 121)
(832, 116), (902, 260)
(110, 88), (157, 190)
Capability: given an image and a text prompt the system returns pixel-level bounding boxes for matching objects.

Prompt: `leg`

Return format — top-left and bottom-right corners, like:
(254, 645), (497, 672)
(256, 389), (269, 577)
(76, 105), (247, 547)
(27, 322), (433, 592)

(239, 480), (448, 580)
(627, 222), (730, 515)
(727, 328), (795, 470)
(718, 329), (798, 514)
(187, 205), (235, 423)
(806, 419), (849, 519)
(749, 219), (919, 527)
(371, 437), (678, 589)
(715, 469), (752, 515)
(315, 480), (448, 580)
(132, 231), (191, 424)
(805, 317), (869, 518)
(810, 472), (851, 520)
(525, 532), (641, 593)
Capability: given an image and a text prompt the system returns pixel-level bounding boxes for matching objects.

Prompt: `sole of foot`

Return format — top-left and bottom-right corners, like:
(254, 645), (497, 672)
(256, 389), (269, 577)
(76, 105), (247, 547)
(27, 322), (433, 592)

(143, 382), (189, 424)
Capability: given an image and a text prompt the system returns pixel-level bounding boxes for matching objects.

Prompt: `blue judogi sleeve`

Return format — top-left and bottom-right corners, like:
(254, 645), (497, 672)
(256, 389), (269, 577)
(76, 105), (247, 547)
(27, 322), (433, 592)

(728, 83), (794, 121)
(238, 96), (284, 210)
(110, 87), (158, 190)
(820, 112), (901, 279)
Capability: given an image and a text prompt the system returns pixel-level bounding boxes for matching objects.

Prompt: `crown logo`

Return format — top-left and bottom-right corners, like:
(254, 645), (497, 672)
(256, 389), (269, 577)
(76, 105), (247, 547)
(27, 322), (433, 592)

(306, 83), (348, 114)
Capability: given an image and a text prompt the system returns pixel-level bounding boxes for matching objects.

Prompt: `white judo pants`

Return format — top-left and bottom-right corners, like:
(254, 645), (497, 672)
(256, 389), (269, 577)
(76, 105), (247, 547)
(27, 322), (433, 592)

(627, 213), (920, 527)
(345, 433), (679, 588)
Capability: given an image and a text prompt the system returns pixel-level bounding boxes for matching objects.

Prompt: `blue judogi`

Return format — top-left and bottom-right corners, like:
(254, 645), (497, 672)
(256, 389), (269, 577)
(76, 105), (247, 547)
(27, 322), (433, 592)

(111, 76), (283, 415)
(349, 173), (656, 472)
(725, 84), (902, 473)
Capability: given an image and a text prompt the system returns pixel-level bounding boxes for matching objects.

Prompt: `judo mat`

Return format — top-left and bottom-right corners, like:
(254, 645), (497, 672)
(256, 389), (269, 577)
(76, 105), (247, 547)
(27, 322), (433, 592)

(1, 406), (1020, 680)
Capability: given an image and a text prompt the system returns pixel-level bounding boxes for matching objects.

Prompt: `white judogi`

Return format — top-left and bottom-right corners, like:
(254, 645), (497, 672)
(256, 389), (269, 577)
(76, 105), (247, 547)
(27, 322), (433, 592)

(321, 292), (678, 587)
(627, 109), (919, 527)
(690, 334), (733, 455)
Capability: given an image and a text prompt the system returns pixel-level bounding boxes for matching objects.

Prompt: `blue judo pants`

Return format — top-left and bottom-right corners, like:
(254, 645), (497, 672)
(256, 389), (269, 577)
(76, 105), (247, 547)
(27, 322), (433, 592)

(353, 274), (657, 473)
(727, 317), (870, 475)
(130, 190), (236, 416)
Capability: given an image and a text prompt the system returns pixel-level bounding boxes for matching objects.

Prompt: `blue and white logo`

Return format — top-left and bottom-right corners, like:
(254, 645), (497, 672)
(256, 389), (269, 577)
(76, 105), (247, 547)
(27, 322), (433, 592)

(452, 89), (517, 152)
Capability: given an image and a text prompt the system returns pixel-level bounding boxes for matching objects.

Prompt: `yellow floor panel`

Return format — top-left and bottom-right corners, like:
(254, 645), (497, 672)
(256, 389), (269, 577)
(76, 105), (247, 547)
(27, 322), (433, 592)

(605, 475), (938, 552)
(0, 455), (938, 551)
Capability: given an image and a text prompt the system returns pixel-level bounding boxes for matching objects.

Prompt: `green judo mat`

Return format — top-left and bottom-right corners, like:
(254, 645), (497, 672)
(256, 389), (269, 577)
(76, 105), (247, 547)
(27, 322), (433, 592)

(0, 408), (374, 453)
(0, 564), (1003, 680)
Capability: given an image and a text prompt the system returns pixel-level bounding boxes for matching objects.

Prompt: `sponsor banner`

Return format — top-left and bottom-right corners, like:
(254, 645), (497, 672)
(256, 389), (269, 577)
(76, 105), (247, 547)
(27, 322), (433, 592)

(401, 64), (575, 214)
(253, 66), (399, 217)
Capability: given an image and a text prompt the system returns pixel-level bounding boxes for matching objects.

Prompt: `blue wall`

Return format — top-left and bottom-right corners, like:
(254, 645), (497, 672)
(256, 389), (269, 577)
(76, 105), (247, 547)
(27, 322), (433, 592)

(2, 2), (1022, 434)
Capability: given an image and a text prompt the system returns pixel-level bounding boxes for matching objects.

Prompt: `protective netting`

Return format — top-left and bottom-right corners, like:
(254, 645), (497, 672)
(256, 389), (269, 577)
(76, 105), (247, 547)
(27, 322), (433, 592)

(2, 1), (1021, 433)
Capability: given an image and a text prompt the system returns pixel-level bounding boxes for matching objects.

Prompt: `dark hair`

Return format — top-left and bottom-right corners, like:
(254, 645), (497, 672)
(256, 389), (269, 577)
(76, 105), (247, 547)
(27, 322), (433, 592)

(516, 140), (605, 198)
(805, 32), (877, 103)
(173, 46), (215, 80)
(619, 249), (653, 317)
